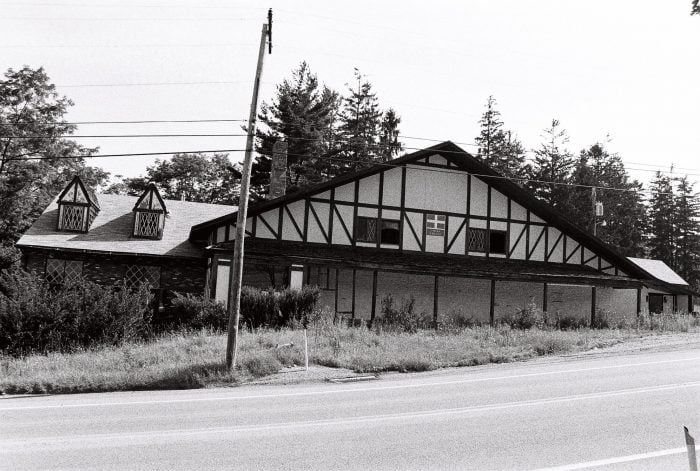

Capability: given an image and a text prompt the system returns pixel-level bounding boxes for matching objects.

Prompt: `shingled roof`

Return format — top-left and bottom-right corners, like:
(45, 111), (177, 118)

(17, 194), (234, 259)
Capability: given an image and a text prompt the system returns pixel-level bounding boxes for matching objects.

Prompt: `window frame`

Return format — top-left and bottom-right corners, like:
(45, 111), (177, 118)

(355, 216), (400, 246)
(489, 229), (508, 255)
(134, 210), (161, 239)
(45, 258), (84, 286)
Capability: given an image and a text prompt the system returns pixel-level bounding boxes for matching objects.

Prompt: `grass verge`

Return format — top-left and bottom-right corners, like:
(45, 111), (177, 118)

(1, 325), (696, 395)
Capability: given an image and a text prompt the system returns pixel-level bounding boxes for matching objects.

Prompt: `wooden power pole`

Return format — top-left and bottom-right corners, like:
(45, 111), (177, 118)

(226, 11), (272, 371)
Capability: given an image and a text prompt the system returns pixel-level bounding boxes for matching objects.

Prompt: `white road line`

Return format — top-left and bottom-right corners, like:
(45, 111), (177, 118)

(1, 356), (699, 411)
(2, 380), (700, 448)
(531, 446), (692, 470)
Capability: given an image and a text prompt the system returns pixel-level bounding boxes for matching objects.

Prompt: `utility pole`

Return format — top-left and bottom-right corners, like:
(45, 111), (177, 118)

(226, 10), (272, 371)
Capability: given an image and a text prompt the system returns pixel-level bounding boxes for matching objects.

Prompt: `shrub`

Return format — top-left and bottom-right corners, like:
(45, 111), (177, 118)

(0, 269), (153, 356)
(500, 302), (545, 330)
(591, 310), (610, 329)
(557, 314), (588, 330)
(170, 293), (228, 330)
(240, 285), (321, 329)
(377, 294), (428, 333)
(277, 285), (321, 325)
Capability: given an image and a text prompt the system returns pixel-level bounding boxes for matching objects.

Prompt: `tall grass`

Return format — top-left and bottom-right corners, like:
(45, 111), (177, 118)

(3, 317), (697, 395)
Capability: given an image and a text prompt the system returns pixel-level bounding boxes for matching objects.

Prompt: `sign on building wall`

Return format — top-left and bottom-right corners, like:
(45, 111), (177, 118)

(426, 213), (446, 237)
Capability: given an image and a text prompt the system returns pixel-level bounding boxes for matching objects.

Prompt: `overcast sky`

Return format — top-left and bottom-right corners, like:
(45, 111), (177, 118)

(2, 0), (699, 186)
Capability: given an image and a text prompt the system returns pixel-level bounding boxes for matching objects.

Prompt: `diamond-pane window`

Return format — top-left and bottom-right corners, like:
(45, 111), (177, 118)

(62, 205), (84, 231)
(468, 228), (487, 252)
(356, 217), (377, 243)
(125, 265), (160, 289)
(45, 259), (83, 286)
(135, 212), (160, 238)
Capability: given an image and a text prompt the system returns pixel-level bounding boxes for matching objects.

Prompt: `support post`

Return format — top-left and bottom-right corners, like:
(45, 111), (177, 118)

(370, 270), (378, 326)
(591, 286), (597, 327)
(225, 17), (271, 371)
(433, 275), (439, 330)
(636, 287), (642, 317)
(489, 279), (496, 326)
(543, 282), (548, 314)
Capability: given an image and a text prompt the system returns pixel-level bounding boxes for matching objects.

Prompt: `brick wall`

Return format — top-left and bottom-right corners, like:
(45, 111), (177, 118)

(22, 248), (206, 295)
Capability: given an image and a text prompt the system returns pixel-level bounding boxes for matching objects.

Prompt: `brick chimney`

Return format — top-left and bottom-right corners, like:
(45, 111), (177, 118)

(269, 140), (288, 199)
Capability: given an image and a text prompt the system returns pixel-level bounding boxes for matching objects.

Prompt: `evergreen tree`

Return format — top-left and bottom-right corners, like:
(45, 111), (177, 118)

(568, 143), (646, 256)
(338, 69), (383, 171)
(377, 108), (402, 162)
(474, 96), (527, 178)
(527, 119), (575, 211)
(672, 176), (700, 287)
(252, 62), (340, 195)
(648, 172), (676, 267)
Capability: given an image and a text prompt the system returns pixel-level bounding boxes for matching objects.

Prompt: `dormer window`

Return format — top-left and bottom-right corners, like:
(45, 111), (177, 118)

(56, 176), (100, 232)
(133, 183), (167, 239)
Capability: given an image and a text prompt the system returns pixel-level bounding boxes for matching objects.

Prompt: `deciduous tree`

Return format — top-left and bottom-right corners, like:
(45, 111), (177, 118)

(0, 66), (107, 270)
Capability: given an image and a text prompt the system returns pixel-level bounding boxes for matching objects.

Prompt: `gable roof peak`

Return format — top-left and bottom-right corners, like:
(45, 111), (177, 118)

(57, 175), (100, 209)
(133, 182), (168, 213)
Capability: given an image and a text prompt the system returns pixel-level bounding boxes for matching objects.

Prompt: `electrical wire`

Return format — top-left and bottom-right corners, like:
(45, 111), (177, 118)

(0, 119), (248, 125)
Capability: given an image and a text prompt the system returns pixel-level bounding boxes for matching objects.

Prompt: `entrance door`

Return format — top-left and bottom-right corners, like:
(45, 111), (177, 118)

(648, 293), (664, 313)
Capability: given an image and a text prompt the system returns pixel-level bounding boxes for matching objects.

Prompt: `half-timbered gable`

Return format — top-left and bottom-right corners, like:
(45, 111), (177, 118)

(56, 176), (100, 233)
(193, 142), (635, 278)
(191, 141), (696, 324)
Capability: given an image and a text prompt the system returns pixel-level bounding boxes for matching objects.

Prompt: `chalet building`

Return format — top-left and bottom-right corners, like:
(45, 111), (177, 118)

(190, 142), (696, 325)
(16, 177), (232, 308)
(17, 142), (695, 324)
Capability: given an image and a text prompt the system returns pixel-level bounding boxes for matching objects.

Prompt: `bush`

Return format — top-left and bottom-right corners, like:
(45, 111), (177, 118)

(170, 293), (228, 330)
(0, 269), (153, 356)
(240, 285), (320, 329)
(500, 302), (545, 330)
(277, 286), (321, 325)
(557, 314), (588, 330)
(377, 294), (428, 333)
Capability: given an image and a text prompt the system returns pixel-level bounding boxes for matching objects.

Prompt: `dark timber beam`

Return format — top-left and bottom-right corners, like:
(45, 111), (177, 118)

(433, 275), (439, 330)
(543, 282), (548, 313)
(489, 279), (496, 326)
(371, 270), (378, 326)
(591, 286), (597, 326)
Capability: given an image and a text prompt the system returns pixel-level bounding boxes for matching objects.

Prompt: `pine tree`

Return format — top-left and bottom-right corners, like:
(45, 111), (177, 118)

(338, 69), (383, 171)
(527, 119), (575, 211)
(377, 108), (402, 162)
(474, 96), (527, 179)
(648, 172), (676, 267)
(568, 143), (646, 256)
(673, 176), (700, 286)
(252, 62), (340, 195)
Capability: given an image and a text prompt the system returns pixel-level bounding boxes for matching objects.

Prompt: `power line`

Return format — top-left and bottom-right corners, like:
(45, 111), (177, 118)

(0, 133), (249, 139)
(0, 119), (248, 125)
(4, 130), (698, 176)
(56, 81), (253, 88)
(6, 146), (678, 196)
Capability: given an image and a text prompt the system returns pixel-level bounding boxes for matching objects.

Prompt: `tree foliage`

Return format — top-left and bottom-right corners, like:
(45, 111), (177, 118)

(567, 143), (646, 256)
(0, 66), (108, 270)
(106, 153), (240, 205)
(252, 62), (340, 195)
(527, 119), (575, 210)
(252, 63), (401, 197)
(474, 96), (527, 179)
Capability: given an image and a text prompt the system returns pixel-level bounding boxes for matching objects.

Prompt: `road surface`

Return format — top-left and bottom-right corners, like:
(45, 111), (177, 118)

(2, 347), (699, 470)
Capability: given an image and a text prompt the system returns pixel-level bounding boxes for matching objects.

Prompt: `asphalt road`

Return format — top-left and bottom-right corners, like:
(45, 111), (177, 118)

(2, 348), (699, 471)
